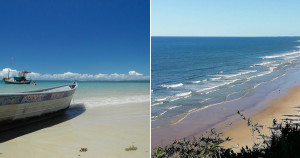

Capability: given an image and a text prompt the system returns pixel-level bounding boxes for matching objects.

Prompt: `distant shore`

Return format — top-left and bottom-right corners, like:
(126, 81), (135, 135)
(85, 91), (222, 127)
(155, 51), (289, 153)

(152, 65), (300, 151)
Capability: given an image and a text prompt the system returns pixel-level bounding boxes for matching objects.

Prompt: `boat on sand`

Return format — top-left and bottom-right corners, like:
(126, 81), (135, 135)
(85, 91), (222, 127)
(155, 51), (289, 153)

(0, 82), (77, 130)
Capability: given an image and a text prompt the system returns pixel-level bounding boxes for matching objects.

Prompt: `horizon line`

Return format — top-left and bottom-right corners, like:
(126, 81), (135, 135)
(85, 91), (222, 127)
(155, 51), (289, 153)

(28, 79), (150, 82)
(151, 35), (300, 38)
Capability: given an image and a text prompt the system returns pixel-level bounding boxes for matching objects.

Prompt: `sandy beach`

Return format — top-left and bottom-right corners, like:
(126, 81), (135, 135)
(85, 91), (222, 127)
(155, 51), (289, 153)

(222, 85), (300, 150)
(0, 102), (150, 158)
(152, 66), (300, 151)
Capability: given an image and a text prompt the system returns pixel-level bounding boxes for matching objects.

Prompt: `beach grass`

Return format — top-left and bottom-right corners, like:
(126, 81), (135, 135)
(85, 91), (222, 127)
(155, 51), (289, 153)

(125, 145), (138, 151)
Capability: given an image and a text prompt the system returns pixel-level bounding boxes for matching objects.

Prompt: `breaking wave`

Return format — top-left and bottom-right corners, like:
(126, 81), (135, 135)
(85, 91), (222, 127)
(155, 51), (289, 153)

(75, 95), (149, 108)
(251, 61), (275, 67)
(216, 70), (257, 78)
(190, 80), (201, 84)
(161, 83), (183, 88)
(175, 91), (192, 97)
(260, 51), (300, 59)
(196, 79), (239, 93)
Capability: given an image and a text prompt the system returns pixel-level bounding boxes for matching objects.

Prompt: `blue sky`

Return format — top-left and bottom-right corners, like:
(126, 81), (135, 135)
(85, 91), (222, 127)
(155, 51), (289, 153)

(152, 0), (300, 36)
(0, 0), (149, 80)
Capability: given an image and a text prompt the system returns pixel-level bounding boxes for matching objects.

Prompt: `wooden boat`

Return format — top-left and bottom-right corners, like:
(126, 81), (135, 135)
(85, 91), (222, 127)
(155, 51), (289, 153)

(3, 70), (31, 84)
(0, 82), (77, 129)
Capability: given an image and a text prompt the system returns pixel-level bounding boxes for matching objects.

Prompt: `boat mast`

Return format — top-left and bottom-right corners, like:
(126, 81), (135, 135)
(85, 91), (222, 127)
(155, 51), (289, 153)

(8, 57), (13, 79)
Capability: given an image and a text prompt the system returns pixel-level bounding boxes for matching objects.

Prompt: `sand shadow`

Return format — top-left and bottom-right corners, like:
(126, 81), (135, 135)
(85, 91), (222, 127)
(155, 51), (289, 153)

(0, 103), (86, 143)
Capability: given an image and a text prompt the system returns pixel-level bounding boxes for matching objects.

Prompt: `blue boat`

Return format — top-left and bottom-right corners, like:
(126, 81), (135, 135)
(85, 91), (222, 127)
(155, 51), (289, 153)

(3, 70), (31, 84)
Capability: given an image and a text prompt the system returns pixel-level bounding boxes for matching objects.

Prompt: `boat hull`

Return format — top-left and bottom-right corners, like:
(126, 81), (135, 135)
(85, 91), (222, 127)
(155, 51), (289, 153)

(0, 83), (77, 126)
(0, 106), (69, 132)
(3, 78), (31, 84)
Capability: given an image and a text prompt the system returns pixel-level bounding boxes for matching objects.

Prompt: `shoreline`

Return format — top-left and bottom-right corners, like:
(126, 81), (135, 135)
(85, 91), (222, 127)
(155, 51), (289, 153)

(152, 66), (300, 150)
(222, 85), (300, 150)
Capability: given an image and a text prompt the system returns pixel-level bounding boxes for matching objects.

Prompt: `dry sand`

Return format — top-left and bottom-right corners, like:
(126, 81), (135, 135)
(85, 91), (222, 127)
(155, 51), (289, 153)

(0, 102), (150, 158)
(222, 86), (300, 150)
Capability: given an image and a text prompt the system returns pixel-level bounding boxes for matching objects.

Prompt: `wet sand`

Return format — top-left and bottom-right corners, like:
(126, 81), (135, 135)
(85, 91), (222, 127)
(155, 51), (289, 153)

(0, 102), (150, 158)
(152, 67), (300, 151)
(223, 85), (300, 150)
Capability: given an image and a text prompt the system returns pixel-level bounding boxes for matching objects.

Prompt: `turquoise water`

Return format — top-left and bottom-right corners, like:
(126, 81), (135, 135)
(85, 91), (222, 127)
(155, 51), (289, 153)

(0, 80), (150, 107)
(152, 37), (300, 127)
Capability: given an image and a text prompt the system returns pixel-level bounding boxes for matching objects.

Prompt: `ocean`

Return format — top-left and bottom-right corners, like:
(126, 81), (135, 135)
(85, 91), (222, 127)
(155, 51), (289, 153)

(151, 37), (300, 128)
(0, 80), (150, 108)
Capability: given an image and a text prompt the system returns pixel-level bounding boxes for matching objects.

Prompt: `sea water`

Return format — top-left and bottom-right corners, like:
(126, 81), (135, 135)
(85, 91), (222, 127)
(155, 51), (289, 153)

(0, 80), (150, 108)
(151, 37), (300, 128)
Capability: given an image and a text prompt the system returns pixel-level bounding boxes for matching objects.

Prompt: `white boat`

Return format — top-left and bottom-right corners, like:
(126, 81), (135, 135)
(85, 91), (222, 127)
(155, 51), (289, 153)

(0, 82), (77, 128)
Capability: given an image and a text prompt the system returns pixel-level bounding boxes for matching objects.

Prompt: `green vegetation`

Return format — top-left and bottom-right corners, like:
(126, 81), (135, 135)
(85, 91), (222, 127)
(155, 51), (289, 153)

(153, 111), (300, 158)
(125, 145), (138, 151)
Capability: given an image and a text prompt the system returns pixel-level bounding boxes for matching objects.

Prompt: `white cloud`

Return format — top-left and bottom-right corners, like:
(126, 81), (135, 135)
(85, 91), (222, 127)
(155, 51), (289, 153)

(129, 71), (142, 76)
(0, 68), (149, 81)
(0, 68), (18, 78)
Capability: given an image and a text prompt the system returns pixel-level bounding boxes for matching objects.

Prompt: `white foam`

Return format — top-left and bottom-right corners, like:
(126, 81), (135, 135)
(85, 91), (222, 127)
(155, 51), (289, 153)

(154, 97), (167, 102)
(284, 54), (300, 60)
(205, 90), (217, 94)
(245, 75), (256, 81)
(198, 90), (217, 95)
(152, 105), (183, 120)
(256, 67), (276, 77)
(210, 77), (221, 81)
(244, 66), (277, 82)
(190, 80), (201, 84)
(289, 59), (297, 62)
(151, 116), (158, 119)
(251, 61), (274, 67)
(168, 105), (182, 110)
(169, 97), (181, 102)
(152, 102), (163, 106)
(271, 63), (280, 67)
(159, 110), (168, 116)
(75, 95), (149, 108)
(175, 91), (192, 97)
(199, 98), (211, 103)
(196, 79), (239, 93)
(152, 92), (192, 104)
(196, 86), (219, 93)
(260, 51), (300, 59)
(161, 83), (183, 88)
(168, 91), (192, 102)
(253, 82), (264, 89)
(217, 70), (257, 78)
